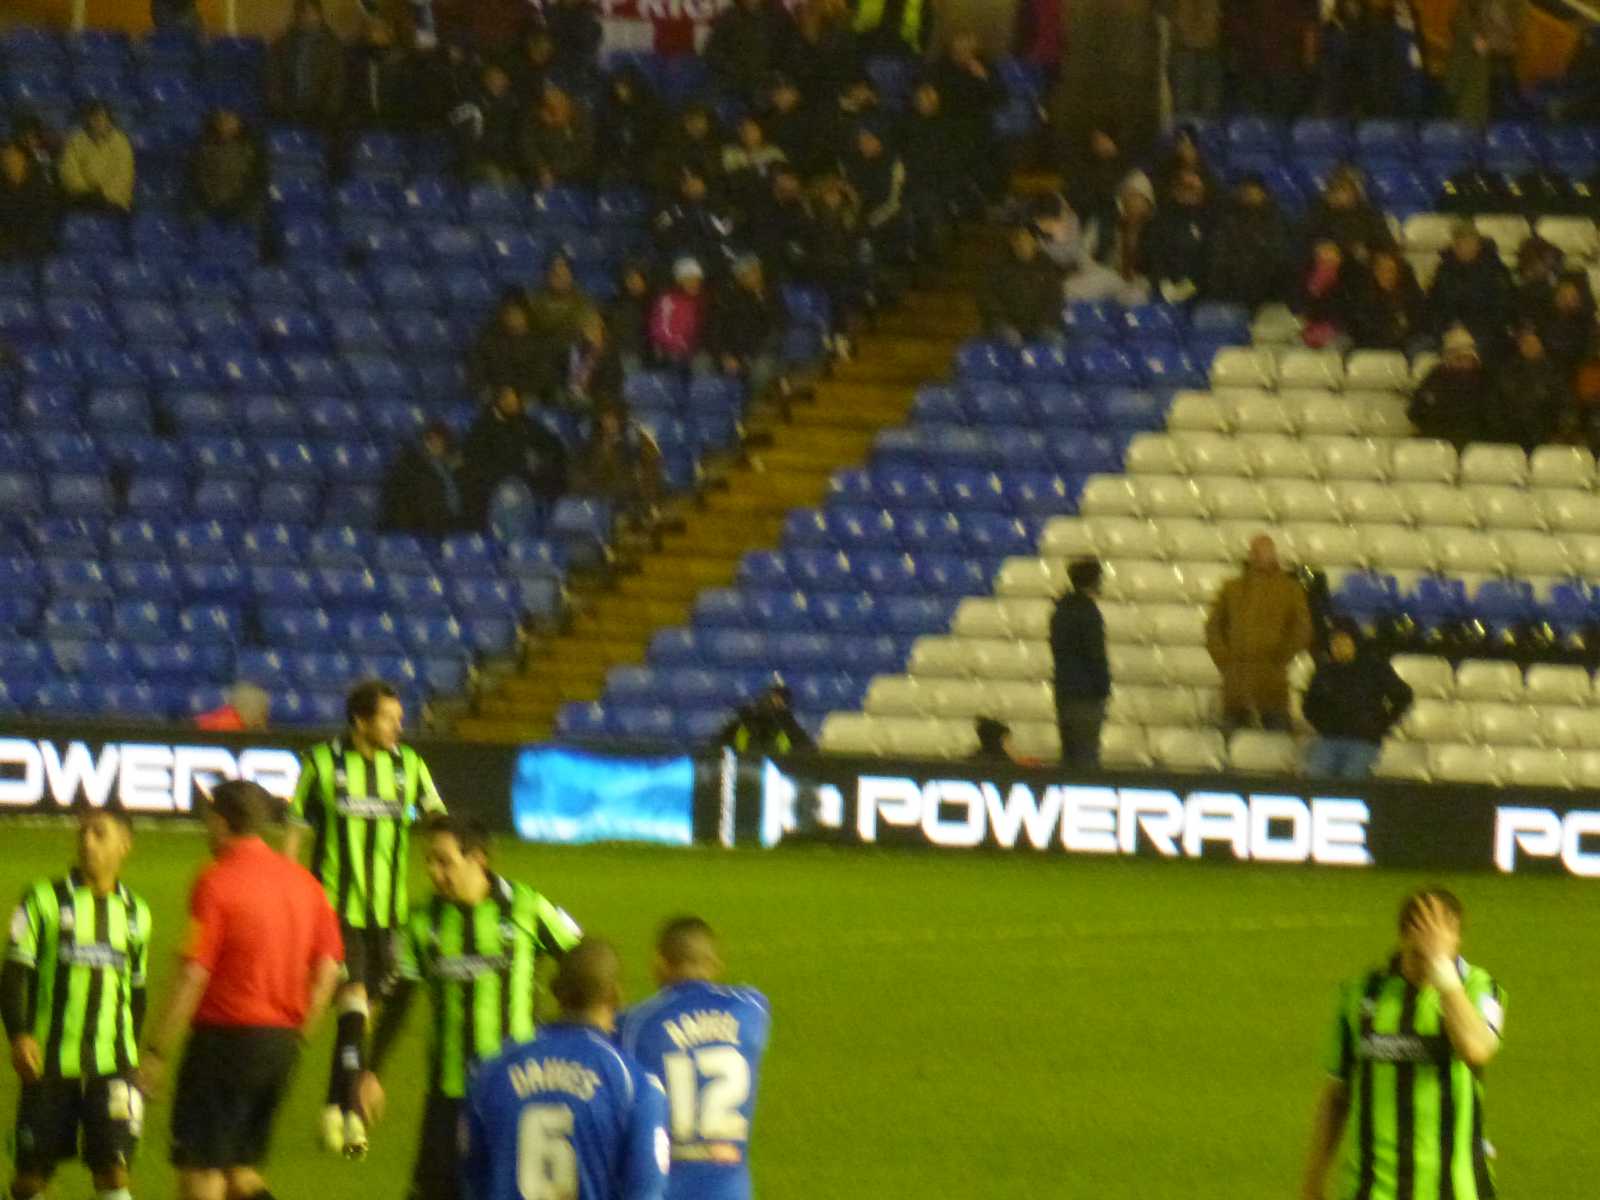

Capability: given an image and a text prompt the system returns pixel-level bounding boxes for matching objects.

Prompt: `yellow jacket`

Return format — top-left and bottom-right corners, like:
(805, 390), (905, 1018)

(60, 128), (135, 211)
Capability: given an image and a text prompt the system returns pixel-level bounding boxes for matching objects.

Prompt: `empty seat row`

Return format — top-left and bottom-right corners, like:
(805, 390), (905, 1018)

(1166, 388), (1412, 439)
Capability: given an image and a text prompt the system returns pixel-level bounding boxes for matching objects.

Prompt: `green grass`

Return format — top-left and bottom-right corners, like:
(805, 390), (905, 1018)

(4, 824), (1597, 1198)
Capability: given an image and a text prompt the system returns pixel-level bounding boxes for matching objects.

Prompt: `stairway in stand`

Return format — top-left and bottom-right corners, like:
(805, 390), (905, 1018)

(454, 242), (993, 743)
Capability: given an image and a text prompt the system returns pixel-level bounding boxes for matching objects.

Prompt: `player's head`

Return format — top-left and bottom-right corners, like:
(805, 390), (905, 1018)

(552, 938), (624, 1028)
(1067, 557), (1102, 596)
(204, 779), (272, 854)
(653, 915), (722, 986)
(1398, 887), (1464, 959)
(421, 813), (492, 902)
(76, 809), (132, 883)
(347, 679), (403, 751)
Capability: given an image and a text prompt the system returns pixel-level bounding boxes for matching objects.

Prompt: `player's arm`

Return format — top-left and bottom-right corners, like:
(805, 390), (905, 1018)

(139, 960), (210, 1098)
(1301, 1078), (1351, 1200)
(282, 751), (318, 862)
(1414, 896), (1500, 1069)
(623, 1071), (671, 1200)
(4, 889), (44, 1082)
(458, 1087), (493, 1200)
(302, 888), (345, 1040)
(365, 980), (419, 1079)
(129, 899), (152, 1040)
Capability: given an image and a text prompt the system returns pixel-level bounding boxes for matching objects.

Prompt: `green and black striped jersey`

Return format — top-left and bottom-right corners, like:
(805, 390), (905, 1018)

(5, 871), (151, 1080)
(290, 738), (445, 929)
(1327, 956), (1507, 1200)
(395, 874), (582, 1099)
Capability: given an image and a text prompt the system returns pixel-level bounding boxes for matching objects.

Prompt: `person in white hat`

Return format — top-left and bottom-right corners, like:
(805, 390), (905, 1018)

(1409, 324), (1492, 448)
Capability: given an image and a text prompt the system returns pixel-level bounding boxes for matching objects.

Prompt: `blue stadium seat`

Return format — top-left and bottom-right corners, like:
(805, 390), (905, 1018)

(213, 349), (284, 392)
(896, 510), (965, 555)
(34, 432), (100, 470)
(172, 520), (237, 564)
(850, 550), (921, 594)
(956, 340), (1020, 381)
(48, 474), (113, 516)
(141, 347), (217, 390)
(344, 354), (409, 398)
(86, 387), (152, 431)
(26, 515), (103, 557)
(1404, 576), (1468, 626)
(125, 475), (185, 515)
(17, 386), (81, 428)
(184, 300), (256, 349)
(436, 533), (499, 577)
(1101, 388), (1169, 432)
(385, 571), (451, 613)
(259, 605), (334, 647)
(110, 559), (180, 599)
(299, 266), (373, 310)
(1067, 344), (1139, 386)
(180, 602), (242, 643)
(255, 437), (321, 481)
(168, 391), (237, 434)
(989, 429), (1054, 471)
(278, 353), (347, 396)
(965, 384), (1030, 427)
(250, 565), (318, 607)
(386, 310), (454, 357)
(113, 595), (178, 641)
(317, 567), (384, 608)
(179, 562), (245, 600)
(43, 597), (110, 637)
(40, 258), (103, 298)
(942, 468), (1008, 511)
(921, 554), (991, 595)
(809, 591), (877, 634)
(192, 478), (255, 521)
(319, 441), (385, 484)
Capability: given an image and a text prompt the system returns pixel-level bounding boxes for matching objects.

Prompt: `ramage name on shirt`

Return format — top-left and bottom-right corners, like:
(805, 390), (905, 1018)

(664, 1010), (742, 1051)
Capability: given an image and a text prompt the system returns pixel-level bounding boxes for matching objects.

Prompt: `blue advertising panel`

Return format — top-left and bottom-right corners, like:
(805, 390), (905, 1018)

(512, 745), (696, 845)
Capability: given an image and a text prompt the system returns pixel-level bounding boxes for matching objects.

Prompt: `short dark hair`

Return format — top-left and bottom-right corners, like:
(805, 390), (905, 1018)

(421, 812), (489, 858)
(657, 916), (717, 967)
(974, 716), (1010, 752)
(208, 779), (272, 835)
(1399, 888), (1463, 933)
(346, 679), (400, 726)
(551, 938), (620, 1011)
(1067, 557), (1103, 592)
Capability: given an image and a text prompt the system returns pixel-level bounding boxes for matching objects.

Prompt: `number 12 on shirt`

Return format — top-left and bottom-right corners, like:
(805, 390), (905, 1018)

(661, 1046), (751, 1143)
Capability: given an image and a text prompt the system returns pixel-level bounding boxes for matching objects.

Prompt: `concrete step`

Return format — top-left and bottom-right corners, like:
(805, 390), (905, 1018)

(746, 444), (864, 474)
(877, 308), (979, 339)
(454, 717), (543, 743)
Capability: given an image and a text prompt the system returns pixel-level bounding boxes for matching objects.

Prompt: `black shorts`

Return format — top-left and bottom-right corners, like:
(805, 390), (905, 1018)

(408, 1092), (463, 1200)
(13, 1074), (142, 1176)
(170, 1026), (299, 1170)
(340, 919), (398, 994)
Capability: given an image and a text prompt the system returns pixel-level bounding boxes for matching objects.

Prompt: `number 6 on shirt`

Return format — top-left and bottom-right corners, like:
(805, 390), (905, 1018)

(516, 1105), (578, 1200)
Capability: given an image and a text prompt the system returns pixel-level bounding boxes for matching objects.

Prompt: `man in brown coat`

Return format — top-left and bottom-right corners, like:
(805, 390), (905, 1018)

(1205, 534), (1313, 731)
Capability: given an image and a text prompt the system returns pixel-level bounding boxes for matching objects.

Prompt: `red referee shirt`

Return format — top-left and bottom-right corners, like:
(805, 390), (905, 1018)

(183, 836), (342, 1029)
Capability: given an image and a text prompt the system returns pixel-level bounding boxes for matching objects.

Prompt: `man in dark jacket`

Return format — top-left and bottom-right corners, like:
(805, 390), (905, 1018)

(343, 17), (415, 130)
(929, 32), (1005, 203)
(459, 386), (570, 526)
(469, 294), (558, 400)
(1206, 174), (1293, 309)
(705, 0), (795, 100)
(265, 0), (346, 131)
(1410, 325), (1493, 447)
(710, 254), (786, 401)
(519, 83), (596, 188)
(0, 141), (58, 261)
(652, 165), (738, 273)
(1492, 324), (1569, 448)
(545, 0), (603, 69)
(715, 684), (814, 754)
(980, 225), (1064, 345)
(899, 82), (962, 262)
(453, 61), (523, 183)
(750, 166), (818, 284)
(1429, 219), (1513, 358)
(379, 422), (465, 535)
(1145, 168), (1212, 304)
(1301, 620), (1413, 780)
(1050, 557), (1110, 768)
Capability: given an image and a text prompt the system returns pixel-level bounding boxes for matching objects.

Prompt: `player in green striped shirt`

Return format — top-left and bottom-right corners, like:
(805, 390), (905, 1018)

(1302, 889), (1506, 1200)
(3, 811), (151, 1200)
(282, 678), (446, 1158)
(357, 813), (582, 1200)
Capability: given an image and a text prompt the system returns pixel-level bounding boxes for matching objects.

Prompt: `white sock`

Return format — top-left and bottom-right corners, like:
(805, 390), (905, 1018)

(98, 1190), (133, 1200)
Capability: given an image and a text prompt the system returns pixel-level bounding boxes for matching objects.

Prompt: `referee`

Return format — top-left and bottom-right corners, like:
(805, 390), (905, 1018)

(282, 678), (445, 1158)
(3, 811), (151, 1200)
(1301, 889), (1507, 1200)
(357, 813), (582, 1200)
(139, 781), (343, 1200)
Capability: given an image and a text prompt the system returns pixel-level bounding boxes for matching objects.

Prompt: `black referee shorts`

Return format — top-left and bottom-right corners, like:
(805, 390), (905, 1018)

(340, 919), (399, 995)
(170, 1026), (299, 1170)
(408, 1091), (464, 1200)
(13, 1074), (142, 1176)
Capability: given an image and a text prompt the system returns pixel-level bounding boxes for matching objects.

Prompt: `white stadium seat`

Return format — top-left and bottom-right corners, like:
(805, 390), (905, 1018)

(1177, 432), (1252, 478)
(1039, 517), (1096, 558)
(1265, 479), (1338, 523)
(1539, 490), (1600, 534)
(1135, 475), (1208, 518)
(1108, 645), (1169, 686)
(1469, 702), (1543, 747)
(1392, 655), (1456, 700)
(1406, 252), (1441, 290)
(1374, 741), (1432, 781)
(1345, 351), (1413, 392)
(1428, 743), (1501, 785)
(1099, 601), (1149, 645)
(1567, 534), (1600, 578)
(1151, 727), (1226, 772)
(1291, 392), (1362, 436)
(1168, 390), (1231, 432)
(1402, 213), (1455, 254)
(1198, 477), (1273, 520)
(908, 637), (972, 678)
(1229, 389), (1299, 434)
(1248, 305), (1303, 345)
(1455, 660), (1525, 703)
(1101, 725), (1154, 768)
(972, 639), (1050, 680)
(1110, 685), (1203, 727)
(1529, 445), (1596, 490)
(1182, 561), (1239, 604)
(1350, 391), (1415, 437)
(1410, 352), (1441, 386)
(1009, 720), (1059, 759)
(864, 676), (928, 716)
(1404, 698), (1469, 743)
(1163, 646), (1222, 687)
(1539, 706), (1600, 749)
(1240, 433), (1318, 479)
(1309, 435), (1387, 481)
(1534, 215), (1600, 261)
(1573, 750), (1600, 790)
(1360, 525), (1436, 571)
(1159, 519), (1235, 562)
(1473, 213), (1532, 250)
(925, 679), (996, 718)
(1502, 748), (1574, 789)
(994, 558), (1061, 598)
(1332, 479), (1410, 526)
(1148, 604), (1207, 645)
(1088, 516), (1166, 560)
(882, 717), (978, 759)
(1472, 486), (1545, 531)
(1079, 476), (1144, 516)
(988, 681), (1056, 722)
(1287, 522), (1365, 567)
(1212, 521), (1274, 559)
(1504, 533), (1570, 577)
(951, 599), (1012, 641)
(1115, 560), (1191, 604)
(1124, 434), (1186, 475)
(1459, 443), (1529, 487)
(1390, 439), (1459, 483)
(996, 598), (1052, 639)
(820, 713), (881, 754)
(1525, 665), (1593, 708)
(1229, 731), (1298, 773)
(1211, 347), (1278, 388)
(1430, 529), (1503, 575)
(1278, 349), (1346, 391)
(1399, 482), (1479, 528)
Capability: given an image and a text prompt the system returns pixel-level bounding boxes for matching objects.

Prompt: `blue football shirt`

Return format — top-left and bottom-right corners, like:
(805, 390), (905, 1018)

(618, 981), (771, 1200)
(463, 1021), (670, 1200)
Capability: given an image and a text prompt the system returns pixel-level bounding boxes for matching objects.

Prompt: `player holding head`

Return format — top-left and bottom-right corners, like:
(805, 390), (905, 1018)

(618, 918), (771, 1200)
(282, 678), (446, 1157)
(3, 811), (150, 1200)
(358, 813), (582, 1200)
(463, 938), (669, 1200)
(1301, 888), (1506, 1200)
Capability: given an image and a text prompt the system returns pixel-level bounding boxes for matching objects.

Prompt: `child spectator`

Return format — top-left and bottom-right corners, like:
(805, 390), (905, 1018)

(981, 225), (1065, 346)
(1296, 239), (1361, 349)
(524, 254), (596, 354)
(1152, 124), (1220, 203)
(189, 109), (265, 226)
(0, 141), (58, 261)
(710, 254), (787, 401)
(520, 84), (596, 188)
(1206, 174), (1294, 309)
(453, 62), (523, 183)
(1349, 249), (1428, 351)
(59, 101), (135, 213)
(649, 257), (712, 368)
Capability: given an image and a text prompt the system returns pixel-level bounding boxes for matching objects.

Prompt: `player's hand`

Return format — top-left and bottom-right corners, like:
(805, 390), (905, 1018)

(356, 1070), (386, 1124)
(1408, 896), (1460, 962)
(134, 1054), (166, 1100)
(10, 1034), (42, 1083)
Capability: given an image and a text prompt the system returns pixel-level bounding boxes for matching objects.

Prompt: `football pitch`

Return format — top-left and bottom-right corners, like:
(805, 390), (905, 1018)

(4, 824), (1597, 1199)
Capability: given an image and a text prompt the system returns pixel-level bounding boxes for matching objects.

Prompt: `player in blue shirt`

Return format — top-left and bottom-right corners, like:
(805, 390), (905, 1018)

(617, 917), (771, 1200)
(462, 939), (670, 1200)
